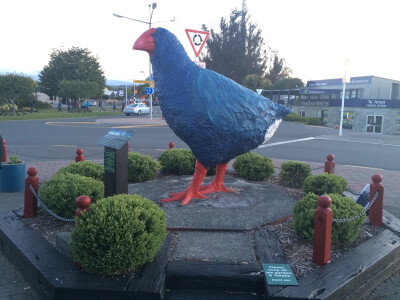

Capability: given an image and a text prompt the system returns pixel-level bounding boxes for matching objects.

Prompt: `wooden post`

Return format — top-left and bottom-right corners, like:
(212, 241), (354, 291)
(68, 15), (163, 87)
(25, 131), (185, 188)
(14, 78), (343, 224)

(312, 195), (332, 266)
(168, 142), (174, 149)
(369, 174), (384, 226)
(75, 195), (91, 218)
(75, 148), (85, 162)
(324, 154), (335, 174)
(24, 167), (39, 218)
(1, 138), (7, 162)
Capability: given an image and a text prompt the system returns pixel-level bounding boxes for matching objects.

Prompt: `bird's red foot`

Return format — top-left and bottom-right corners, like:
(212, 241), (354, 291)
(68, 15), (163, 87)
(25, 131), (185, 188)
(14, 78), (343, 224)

(200, 162), (230, 195)
(160, 160), (208, 205)
(200, 182), (230, 194)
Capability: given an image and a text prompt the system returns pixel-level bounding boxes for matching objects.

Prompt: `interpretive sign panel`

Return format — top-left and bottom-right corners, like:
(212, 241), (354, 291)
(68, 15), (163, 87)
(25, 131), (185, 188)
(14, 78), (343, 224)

(97, 129), (134, 150)
(104, 148), (116, 174)
(262, 263), (298, 286)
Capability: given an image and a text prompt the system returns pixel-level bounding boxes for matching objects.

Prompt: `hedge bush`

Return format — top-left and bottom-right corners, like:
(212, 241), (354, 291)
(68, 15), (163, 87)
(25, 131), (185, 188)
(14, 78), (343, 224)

(71, 194), (166, 275)
(128, 152), (161, 183)
(232, 153), (274, 181)
(279, 161), (311, 188)
(54, 161), (104, 182)
(303, 173), (347, 195)
(40, 173), (104, 218)
(293, 193), (366, 244)
(157, 149), (195, 175)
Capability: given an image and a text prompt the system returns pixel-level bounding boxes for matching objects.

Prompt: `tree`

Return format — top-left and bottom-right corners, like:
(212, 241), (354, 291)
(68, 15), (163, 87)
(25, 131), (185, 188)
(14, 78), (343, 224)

(58, 80), (100, 100)
(241, 74), (272, 91)
(201, 1), (267, 84)
(0, 73), (36, 115)
(265, 51), (292, 84)
(39, 47), (105, 100)
(201, 0), (292, 85)
(273, 77), (305, 90)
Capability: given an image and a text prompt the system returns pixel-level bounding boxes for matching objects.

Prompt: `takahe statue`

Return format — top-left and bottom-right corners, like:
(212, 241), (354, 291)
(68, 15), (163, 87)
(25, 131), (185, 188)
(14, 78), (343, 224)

(133, 27), (290, 205)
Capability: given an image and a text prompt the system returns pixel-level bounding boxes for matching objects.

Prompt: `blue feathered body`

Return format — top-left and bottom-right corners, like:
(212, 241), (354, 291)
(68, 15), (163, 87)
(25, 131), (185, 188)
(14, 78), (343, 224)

(151, 28), (290, 168)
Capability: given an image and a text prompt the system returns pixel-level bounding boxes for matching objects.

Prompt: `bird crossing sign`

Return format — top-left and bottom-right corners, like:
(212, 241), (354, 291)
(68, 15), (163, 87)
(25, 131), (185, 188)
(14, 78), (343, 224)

(185, 29), (209, 58)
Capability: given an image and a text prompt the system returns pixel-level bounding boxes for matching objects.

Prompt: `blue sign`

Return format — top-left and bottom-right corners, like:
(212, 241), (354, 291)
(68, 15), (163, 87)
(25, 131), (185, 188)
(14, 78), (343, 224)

(145, 87), (154, 94)
(307, 76), (372, 87)
(300, 88), (340, 95)
(292, 98), (400, 108)
(118, 90), (124, 96)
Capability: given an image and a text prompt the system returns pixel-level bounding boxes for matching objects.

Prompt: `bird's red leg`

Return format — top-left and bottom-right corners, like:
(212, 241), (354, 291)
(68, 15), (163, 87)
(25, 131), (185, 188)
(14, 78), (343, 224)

(200, 162), (230, 194)
(161, 160), (209, 205)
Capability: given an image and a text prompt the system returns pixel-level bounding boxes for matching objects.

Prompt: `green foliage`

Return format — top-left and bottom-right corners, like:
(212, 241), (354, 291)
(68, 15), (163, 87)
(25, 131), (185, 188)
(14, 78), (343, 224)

(201, 2), (268, 84)
(71, 194), (166, 275)
(9, 155), (20, 164)
(279, 161), (311, 188)
(233, 153), (274, 181)
(38, 47), (105, 99)
(306, 117), (322, 126)
(283, 112), (307, 123)
(293, 193), (366, 244)
(54, 161), (104, 182)
(40, 173), (104, 218)
(128, 152), (161, 183)
(58, 79), (100, 100)
(0, 73), (37, 115)
(303, 173), (347, 195)
(272, 77), (305, 89)
(157, 149), (195, 175)
(241, 74), (272, 91)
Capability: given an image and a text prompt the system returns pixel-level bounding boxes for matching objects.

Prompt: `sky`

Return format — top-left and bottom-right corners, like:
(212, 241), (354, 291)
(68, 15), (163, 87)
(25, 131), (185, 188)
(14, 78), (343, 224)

(1, 0), (400, 85)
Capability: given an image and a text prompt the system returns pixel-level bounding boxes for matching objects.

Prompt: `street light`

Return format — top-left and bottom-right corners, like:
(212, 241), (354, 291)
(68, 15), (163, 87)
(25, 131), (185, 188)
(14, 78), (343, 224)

(113, 3), (176, 120)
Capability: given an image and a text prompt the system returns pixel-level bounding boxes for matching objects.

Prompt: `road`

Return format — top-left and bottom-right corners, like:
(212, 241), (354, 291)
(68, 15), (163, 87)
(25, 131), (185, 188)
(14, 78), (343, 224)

(2, 114), (399, 172)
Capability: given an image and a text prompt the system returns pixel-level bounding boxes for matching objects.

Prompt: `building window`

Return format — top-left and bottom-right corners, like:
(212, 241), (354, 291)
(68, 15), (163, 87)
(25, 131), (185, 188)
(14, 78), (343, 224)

(299, 110), (305, 117)
(339, 89), (359, 99)
(342, 111), (354, 129)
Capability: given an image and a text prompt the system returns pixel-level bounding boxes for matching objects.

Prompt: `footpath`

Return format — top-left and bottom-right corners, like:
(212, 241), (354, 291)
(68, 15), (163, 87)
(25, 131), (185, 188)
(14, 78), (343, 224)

(1, 117), (400, 299)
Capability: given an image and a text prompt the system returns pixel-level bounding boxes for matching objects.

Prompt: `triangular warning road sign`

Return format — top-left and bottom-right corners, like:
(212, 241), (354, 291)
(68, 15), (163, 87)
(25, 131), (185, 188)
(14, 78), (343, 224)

(185, 29), (209, 57)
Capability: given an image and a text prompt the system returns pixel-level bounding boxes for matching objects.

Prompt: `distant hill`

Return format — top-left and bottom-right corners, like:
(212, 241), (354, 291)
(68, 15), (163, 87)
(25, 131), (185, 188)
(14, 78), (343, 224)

(106, 79), (133, 87)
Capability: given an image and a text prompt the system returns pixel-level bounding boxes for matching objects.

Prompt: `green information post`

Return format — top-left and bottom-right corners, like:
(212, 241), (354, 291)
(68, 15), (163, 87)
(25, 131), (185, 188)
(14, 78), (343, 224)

(97, 129), (134, 197)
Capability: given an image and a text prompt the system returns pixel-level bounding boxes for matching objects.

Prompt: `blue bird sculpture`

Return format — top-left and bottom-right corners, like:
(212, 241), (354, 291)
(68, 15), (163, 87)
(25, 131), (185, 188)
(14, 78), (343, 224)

(133, 28), (290, 205)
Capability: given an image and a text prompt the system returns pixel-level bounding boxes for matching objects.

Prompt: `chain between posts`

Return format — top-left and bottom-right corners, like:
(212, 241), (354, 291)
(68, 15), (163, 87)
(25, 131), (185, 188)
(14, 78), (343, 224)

(332, 190), (381, 223)
(29, 184), (75, 222)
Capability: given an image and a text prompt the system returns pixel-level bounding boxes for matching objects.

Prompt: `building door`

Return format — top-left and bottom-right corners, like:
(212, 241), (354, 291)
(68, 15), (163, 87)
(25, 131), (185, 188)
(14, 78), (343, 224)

(366, 115), (383, 133)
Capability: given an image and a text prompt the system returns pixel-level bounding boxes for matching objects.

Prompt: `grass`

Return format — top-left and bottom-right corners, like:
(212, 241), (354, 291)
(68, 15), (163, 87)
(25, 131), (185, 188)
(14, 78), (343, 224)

(0, 109), (122, 121)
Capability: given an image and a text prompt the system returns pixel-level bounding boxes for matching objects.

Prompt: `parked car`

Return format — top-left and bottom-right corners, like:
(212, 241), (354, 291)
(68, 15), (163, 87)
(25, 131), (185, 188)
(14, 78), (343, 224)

(89, 100), (97, 106)
(123, 103), (150, 116)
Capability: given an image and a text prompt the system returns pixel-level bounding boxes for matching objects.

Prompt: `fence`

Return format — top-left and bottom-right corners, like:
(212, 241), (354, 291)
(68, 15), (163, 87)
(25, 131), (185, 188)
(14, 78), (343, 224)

(312, 174), (384, 266)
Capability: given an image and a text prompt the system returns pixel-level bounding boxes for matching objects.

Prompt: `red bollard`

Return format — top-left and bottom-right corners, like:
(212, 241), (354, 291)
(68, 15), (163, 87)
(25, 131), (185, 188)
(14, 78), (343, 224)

(324, 154), (335, 174)
(75, 195), (91, 218)
(75, 148), (85, 162)
(24, 167), (39, 218)
(312, 195), (333, 266)
(1, 138), (7, 162)
(168, 142), (174, 149)
(369, 174), (384, 226)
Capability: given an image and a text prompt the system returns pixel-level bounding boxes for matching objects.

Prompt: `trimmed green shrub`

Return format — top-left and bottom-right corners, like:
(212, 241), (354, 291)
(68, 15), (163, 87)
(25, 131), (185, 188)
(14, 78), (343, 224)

(305, 117), (322, 126)
(293, 193), (366, 244)
(157, 149), (195, 175)
(40, 173), (104, 218)
(128, 152), (161, 183)
(232, 153), (274, 181)
(55, 161), (104, 182)
(283, 112), (308, 123)
(279, 161), (312, 188)
(71, 194), (166, 275)
(303, 173), (347, 195)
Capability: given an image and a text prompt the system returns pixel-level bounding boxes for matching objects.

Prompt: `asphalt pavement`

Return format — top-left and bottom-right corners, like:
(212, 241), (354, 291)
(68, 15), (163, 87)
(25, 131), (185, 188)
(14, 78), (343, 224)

(1, 117), (400, 299)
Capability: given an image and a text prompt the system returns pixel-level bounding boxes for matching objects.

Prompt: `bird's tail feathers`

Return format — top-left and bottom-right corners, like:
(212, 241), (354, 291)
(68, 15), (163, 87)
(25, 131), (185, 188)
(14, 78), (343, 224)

(263, 119), (282, 144)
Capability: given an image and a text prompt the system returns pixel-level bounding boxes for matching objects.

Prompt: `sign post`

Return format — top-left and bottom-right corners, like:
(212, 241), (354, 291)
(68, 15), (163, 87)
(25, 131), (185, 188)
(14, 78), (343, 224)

(97, 129), (134, 197)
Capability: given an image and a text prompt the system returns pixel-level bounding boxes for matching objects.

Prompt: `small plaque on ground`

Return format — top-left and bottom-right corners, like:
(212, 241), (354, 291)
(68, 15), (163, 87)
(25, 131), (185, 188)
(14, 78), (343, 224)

(97, 129), (135, 149)
(262, 263), (298, 286)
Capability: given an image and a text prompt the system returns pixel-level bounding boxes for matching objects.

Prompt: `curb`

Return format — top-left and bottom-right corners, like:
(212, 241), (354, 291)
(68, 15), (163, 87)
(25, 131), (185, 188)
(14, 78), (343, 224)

(1, 208), (400, 299)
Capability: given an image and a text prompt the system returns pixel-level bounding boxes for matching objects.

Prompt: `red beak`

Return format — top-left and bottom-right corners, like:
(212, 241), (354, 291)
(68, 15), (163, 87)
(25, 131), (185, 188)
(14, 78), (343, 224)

(133, 28), (156, 56)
